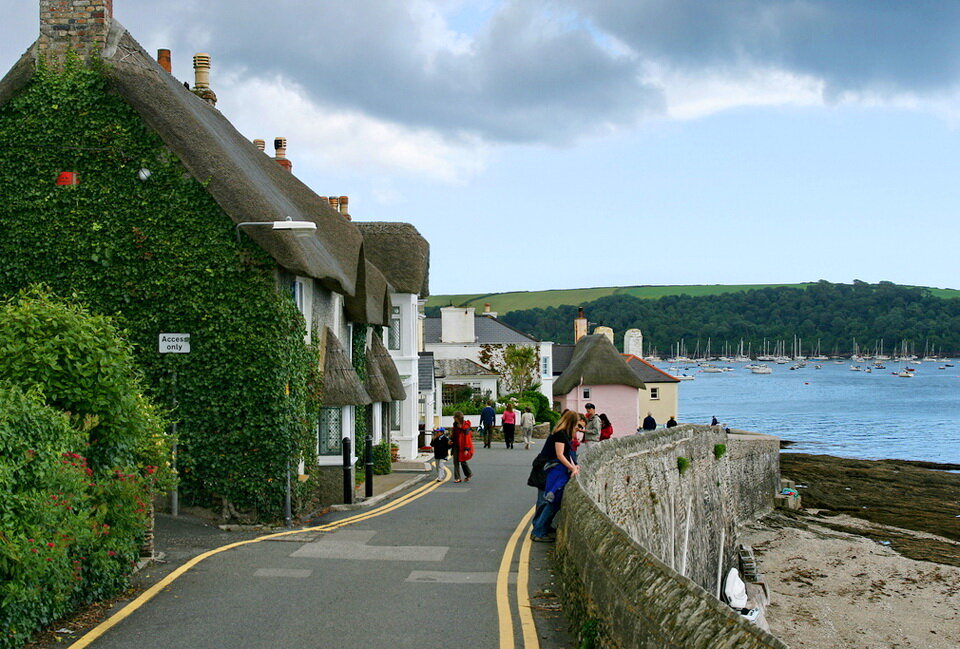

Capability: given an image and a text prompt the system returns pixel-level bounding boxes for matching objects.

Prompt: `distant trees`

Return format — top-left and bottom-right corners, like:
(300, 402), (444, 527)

(500, 282), (960, 356)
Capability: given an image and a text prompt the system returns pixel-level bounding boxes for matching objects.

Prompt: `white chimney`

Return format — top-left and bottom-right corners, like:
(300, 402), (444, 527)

(440, 307), (476, 343)
(624, 328), (644, 357)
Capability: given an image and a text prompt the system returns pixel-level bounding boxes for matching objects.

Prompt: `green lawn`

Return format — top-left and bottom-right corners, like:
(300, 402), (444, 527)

(427, 283), (960, 315)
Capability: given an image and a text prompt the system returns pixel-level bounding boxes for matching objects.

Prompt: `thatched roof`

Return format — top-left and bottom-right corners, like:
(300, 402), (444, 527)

(0, 25), (364, 295)
(369, 333), (406, 401)
(363, 343), (391, 403)
(344, 257), (390, 325)
(355, 222), (430, 297)
(553, 334), (645, 396)
(321, 328), (371, 407)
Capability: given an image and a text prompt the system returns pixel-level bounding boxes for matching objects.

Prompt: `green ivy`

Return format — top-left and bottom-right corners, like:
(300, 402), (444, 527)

(0, 58), (318, 519)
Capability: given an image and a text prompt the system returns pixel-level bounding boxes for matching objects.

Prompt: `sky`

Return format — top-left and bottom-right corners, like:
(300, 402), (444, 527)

(4, 1), (960, 295)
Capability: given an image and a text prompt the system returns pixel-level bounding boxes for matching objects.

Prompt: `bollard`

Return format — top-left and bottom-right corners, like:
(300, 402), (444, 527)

(342, 436), (353, 505)
(364, 435), (374, 498)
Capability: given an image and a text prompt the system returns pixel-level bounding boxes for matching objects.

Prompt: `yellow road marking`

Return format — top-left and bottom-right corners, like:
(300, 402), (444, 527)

(69, 468), (450, 648)
(516, 522), (540, 649)
(497, 506), (536, 649)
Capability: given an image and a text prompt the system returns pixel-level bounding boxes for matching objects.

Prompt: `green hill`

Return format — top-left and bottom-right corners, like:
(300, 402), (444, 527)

(428, 283), (960, 315)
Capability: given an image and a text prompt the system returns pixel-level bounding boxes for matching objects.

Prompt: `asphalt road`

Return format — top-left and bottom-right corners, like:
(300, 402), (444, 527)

(72, 446), (571, 649)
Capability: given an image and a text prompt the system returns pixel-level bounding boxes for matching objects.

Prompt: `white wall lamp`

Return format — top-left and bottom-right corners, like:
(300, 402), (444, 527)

(235, 216), (317, 243)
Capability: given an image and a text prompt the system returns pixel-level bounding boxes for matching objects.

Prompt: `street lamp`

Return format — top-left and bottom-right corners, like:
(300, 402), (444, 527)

(235, 216), (317, 243)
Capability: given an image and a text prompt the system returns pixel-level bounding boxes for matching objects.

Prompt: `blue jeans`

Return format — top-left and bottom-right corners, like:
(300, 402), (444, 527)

(532, 488), (559, 538)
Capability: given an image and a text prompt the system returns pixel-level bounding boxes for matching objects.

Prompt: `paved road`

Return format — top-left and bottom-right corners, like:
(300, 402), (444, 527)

(73, 446), (567, 649)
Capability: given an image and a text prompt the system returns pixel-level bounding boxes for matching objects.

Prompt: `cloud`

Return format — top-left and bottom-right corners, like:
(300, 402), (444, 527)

(118, 0), (663, 145)
(565, 0), (960, 99)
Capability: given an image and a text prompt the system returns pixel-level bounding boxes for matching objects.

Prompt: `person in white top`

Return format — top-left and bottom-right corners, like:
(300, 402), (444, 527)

(520, 407), (536, 449)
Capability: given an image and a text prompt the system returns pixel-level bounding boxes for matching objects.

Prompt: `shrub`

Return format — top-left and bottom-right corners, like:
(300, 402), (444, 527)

(0, 288), (170, 649)
(372, 440), (393, 475)
(677, 456), (691, 475)
(713, 443), (727, 460)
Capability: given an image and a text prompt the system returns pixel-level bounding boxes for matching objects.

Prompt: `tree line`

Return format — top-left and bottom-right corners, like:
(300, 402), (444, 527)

(498, 281), (960, 356)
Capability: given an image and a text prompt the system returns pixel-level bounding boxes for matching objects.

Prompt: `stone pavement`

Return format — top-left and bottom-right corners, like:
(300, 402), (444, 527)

(58, 447), (575, 649)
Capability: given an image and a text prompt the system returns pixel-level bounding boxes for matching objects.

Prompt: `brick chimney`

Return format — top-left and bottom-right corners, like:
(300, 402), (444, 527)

(274, 138), (292, 172)
(39, 0), (113, 66)
(157, 49), (171, 74)
(191, 53), (217, 106)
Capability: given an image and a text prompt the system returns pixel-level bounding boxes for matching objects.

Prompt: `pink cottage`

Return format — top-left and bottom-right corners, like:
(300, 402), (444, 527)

(553, 334), (645, 437)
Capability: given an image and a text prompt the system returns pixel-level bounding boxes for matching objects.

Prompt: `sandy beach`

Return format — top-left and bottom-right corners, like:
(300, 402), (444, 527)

(742, 454), (960, 649)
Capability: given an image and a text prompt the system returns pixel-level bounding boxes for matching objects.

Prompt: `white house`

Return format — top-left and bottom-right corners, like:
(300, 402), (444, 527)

(423, 307), (554, 416)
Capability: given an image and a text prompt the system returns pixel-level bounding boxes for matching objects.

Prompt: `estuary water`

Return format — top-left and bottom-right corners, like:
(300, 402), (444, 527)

(674, 360), (960, 464)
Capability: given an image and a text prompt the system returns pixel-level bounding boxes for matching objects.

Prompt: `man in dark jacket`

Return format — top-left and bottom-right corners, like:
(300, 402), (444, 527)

(641, 412), (657, 431)
(480, 401), (496, 448)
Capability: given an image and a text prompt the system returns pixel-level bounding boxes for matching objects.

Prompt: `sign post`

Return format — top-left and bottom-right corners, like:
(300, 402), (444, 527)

(159, 334), (190, 516)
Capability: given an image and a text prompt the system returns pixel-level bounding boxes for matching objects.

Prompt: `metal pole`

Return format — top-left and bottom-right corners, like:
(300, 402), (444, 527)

(284, 457), (292, 527)
(342, 436), (353, 504)
(364, 435), (374, 498)
(170, 370), (179, 517)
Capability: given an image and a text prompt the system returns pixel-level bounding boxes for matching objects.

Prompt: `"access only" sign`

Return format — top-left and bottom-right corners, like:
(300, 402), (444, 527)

(159, 333), (191, 354)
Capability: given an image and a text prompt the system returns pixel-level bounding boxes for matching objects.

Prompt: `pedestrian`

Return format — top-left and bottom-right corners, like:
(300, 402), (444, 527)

(450, 411), (474, 482)
(642, 412), (657, 431)
(480, 400), (496, 448)
(502, 402), (517, 449)
(599, 413), (613, 440)
(531, 410), (579, 542)
(430, 428), (450, 481)
(520, 406), (536, 449)
(666, 416), (678, 428)
(580, 402), (601, 455)
(711, 415), (719, 426)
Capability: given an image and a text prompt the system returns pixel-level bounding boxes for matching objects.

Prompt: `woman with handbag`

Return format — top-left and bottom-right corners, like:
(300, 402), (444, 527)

(451, 411), (474, 483)
(530, 409), (579, 541)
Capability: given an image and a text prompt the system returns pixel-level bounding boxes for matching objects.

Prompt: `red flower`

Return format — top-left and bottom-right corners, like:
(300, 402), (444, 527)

(107, 550), (116, 557)
(47, 542), (55, 548)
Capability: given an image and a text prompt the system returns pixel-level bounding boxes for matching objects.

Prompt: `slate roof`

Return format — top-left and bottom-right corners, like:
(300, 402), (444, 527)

(418, 352), (435, 392)
(553, 335), (645, 396)
(435, 358), (499, 378)
(423, 316), (540, 345)
(621, 355), (681, 384)
(552, 344), (576, 376)
(0, 20), (404, 324)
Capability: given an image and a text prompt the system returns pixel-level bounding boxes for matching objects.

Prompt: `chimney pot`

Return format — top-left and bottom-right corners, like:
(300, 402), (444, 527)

(191, 53), (217, 105)
(253, 139), (265, 152)
(157, 49), (172, 74)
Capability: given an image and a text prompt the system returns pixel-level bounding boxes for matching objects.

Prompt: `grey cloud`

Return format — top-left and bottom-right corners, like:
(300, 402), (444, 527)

(565, 0), (960, 98)
(122, 0), (662, 144)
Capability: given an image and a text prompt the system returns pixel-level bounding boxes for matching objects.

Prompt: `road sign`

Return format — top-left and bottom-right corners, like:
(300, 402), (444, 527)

(159, 333), (191, 354)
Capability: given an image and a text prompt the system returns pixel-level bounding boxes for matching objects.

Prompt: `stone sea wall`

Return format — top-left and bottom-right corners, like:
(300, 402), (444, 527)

(555, 424), (786, 648)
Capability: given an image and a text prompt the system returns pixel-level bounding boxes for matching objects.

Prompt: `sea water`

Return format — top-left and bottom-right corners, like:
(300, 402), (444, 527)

(675, 361), (960, 464)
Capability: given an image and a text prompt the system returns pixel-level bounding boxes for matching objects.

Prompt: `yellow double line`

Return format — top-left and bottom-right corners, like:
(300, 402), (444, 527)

(69, 471), (450, 648)
(497, 506), (540, 649)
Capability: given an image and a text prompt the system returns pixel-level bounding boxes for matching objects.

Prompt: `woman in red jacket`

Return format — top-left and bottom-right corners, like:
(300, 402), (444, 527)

(599, 413), (614, 441)
(451, 411), (474, 482)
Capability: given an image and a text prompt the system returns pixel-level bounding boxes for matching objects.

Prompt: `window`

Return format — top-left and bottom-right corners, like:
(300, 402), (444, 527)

(582, 388), (591, 399)
(290, 280), (305, 315)
(390, 400), (402, 431)
(388, 306), (401, 350)
(541, 356), (551, 377)
(442, 382), (481, 410)
(317, 407), (343, 455)
(650, 387), (660, 400)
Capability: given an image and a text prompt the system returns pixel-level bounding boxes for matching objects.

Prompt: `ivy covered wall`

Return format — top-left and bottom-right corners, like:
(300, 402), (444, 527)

(0, 59), (318, 518)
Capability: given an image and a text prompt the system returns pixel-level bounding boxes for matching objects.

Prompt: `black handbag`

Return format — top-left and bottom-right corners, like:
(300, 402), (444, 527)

(527, 455), (548, 489)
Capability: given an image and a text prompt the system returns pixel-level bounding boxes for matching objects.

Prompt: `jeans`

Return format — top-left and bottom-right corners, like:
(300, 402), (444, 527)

(532, 488), (559, 538)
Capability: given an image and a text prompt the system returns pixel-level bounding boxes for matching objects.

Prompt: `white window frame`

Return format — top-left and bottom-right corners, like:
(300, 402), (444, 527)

(650, 387), (660, 400)
(388, 306), (401, 350)
(582, 388), (591, 399)
(541, 356), (551, 377)
(317, 406), (345, 456)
